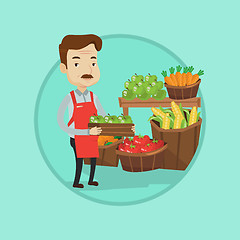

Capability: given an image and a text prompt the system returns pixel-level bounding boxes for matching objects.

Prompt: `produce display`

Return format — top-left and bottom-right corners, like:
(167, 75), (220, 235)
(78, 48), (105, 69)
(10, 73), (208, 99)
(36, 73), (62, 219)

(122, 73), (167, 100)
(162, 65), (204, 86)
(89, 114), (133, 123)
(118, 135), (165, 153)
(148, 101), (201, 129)
(98, 136), (122, 146)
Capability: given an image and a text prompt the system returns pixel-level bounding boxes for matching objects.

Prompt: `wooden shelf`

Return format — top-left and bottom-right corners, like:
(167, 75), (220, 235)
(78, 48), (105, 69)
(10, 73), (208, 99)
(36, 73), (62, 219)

(118, 97), (201, 115)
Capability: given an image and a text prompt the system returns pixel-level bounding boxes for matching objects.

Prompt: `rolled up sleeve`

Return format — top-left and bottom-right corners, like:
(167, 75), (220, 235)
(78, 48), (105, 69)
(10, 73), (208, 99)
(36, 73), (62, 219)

(57, 94), (90, 136)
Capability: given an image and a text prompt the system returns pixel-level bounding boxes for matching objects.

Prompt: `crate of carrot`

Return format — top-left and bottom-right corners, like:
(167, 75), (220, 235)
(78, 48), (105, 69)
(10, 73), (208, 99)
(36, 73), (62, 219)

(161, 65), (204, 100)
(84, 136), (123, 167)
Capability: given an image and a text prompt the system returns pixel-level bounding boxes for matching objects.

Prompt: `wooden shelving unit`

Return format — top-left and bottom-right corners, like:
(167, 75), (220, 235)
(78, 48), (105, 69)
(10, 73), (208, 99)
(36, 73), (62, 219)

(118, 97), (201, 115)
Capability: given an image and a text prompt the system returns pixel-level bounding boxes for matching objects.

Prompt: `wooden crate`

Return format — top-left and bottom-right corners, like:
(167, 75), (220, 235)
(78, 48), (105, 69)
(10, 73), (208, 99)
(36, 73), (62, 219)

(85, 138), (124, 167)
(88, 123), (134, 137)
(150, 118), (202, 170)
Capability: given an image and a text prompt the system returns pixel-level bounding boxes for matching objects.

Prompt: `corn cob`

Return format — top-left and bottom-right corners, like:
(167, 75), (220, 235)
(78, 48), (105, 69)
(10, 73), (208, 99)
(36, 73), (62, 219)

(173, 115), (183, 129)
(151, 107), (166, 119)
(162, 113), (170, 129)
(171, 101), (184, 119)
(189, 106), (198, 126)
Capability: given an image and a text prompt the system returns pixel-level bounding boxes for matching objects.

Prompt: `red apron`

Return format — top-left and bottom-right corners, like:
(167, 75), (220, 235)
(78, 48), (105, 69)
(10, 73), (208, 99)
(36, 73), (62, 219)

(68, 90), (99, 158)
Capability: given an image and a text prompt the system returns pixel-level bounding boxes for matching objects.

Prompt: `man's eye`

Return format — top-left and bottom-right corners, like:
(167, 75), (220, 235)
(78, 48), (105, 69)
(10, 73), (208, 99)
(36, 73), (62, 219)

(75, 63), (79, 67)
(92, 63), (96, 66)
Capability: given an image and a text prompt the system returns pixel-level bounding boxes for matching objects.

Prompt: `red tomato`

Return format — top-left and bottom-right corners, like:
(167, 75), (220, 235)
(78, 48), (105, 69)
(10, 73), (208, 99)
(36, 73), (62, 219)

(133, 135), (146, 146)
(143, 135), (151, 144)
(157, 140), (164, 148)
(140, 143), (154, 153)
(124, 137), (133, 147)
(118, 143), (125, 152)
(152, 139), (165, 150)
(125, 143), (141, 153)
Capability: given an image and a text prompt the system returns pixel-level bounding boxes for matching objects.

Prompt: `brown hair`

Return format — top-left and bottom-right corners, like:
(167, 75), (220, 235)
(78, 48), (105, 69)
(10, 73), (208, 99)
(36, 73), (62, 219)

(59, 34), (102, 67)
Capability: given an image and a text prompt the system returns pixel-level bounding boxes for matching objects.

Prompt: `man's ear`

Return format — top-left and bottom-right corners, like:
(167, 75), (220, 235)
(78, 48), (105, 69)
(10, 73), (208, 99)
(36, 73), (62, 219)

(60, 63), (67, 73)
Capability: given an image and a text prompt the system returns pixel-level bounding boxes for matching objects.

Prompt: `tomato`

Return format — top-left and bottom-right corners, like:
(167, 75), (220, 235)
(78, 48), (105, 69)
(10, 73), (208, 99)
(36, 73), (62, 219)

(133, 135), (146, 146)
(143, 135), (151, 144)
(152, 139), (165, 150)
(125, 143), (141, 153)
(118, 143), (125, 152)
(124, 137), (133, 147)
(157, 140), (164, 148)
(140, 143), (155, 153)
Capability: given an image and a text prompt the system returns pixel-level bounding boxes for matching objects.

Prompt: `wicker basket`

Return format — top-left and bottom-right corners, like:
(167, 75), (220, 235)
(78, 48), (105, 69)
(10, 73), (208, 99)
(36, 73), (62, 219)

(116, 143), (168, 172)
(150, 118), (202, 170)
(84, 138), (124, 167)
(165, 80), (201, 100)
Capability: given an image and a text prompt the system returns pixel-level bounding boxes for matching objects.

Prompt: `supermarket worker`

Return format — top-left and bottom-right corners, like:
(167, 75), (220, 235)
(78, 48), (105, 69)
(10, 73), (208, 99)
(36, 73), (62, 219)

(57, 34), (135, 189)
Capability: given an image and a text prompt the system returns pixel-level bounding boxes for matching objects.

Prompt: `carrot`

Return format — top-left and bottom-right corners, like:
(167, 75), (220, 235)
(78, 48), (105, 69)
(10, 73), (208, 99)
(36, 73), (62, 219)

(190, 70), (204, 85)
(161, 70), (173, 85)
(182, 67), (188, 86)
(186, 66), (194, 85)
(175, 65), (182, 86)
(169, 67), (177, 86)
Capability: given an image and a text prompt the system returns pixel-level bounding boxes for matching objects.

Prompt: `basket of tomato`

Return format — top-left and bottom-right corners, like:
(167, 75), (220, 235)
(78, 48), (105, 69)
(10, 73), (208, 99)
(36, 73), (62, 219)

(116, 135), (167, 172)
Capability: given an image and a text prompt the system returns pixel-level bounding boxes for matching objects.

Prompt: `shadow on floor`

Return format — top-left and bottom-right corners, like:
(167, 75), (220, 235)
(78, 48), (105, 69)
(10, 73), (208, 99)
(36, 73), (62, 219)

(66, 163), (186, 191)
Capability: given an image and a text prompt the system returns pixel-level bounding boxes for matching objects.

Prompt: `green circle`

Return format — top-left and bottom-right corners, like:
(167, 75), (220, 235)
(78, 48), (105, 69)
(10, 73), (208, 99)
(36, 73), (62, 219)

(34, 34), (206, 206)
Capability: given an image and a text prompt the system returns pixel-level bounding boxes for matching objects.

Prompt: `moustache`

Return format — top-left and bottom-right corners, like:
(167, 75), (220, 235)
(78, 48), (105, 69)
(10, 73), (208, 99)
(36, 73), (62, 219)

(81, 74), (93, 79)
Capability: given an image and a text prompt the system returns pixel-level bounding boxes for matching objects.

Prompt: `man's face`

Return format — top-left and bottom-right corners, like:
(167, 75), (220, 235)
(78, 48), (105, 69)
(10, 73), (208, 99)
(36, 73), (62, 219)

(60, 43), (100, 87)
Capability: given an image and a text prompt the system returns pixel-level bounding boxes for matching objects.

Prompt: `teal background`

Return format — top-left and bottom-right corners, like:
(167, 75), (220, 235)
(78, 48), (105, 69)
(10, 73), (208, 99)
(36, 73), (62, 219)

(1, 0), (239, 239)
(36, 35), (205, 205)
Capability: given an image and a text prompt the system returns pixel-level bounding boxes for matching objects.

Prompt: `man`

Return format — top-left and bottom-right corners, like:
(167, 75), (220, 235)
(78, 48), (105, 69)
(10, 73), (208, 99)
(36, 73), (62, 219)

(57, 34), (105, 188)
(57, 34), (135, 189)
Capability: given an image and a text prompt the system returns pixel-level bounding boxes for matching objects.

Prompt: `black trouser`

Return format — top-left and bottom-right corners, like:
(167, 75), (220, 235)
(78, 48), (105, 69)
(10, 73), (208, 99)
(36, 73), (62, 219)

(70, 138), (96, 184)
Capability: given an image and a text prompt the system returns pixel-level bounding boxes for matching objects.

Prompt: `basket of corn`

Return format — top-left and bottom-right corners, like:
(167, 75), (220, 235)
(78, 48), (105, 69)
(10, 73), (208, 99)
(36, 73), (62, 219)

(149, 102), (202, 170)
(162, 66), (204, 100)
(84, 136), (123, 167)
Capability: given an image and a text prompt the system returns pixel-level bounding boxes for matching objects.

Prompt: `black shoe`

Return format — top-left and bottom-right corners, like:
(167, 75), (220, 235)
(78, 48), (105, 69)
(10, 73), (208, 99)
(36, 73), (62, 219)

(73, 183), (84, 188)
(88, 181), (99, 186)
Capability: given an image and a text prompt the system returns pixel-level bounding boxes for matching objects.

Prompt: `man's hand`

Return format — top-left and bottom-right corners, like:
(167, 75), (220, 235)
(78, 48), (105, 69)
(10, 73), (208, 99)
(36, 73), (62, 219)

(131, 125), (135, 134)
(90, 126), (102, 135)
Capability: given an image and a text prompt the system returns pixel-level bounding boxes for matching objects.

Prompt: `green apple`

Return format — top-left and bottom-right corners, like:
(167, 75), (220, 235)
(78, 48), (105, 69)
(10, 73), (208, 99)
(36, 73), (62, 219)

(137, 80), (143, 86)
(104, 115), (111, 123)
(146, 84), (157, 95)
(119, 118), (126, 123)
(89, 115), (97, 123)
(131, 73), (144, 84)
(124, 79), (134, 90)
(152, 90), (167, 100)
(118, 114), (124, 121)
(111, 115), (118, 121)
(99, 116), (106, 123)
(155, 81), (163, 90)
(108, 117), (119, 123)
(135, 85), (145, 95)
(145, 73), (157, 84)
(122, 90), (136, 100)
(93, 115), (105, 123)
(141, 81), (148, 88)
(137, 92), (151, 100)
(123, 115), (133, 123)
(133, 84), (145, 95)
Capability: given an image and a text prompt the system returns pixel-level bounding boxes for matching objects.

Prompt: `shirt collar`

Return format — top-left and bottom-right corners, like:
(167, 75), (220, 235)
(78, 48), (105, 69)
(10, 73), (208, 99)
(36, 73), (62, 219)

(75, 89), (89, 96)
